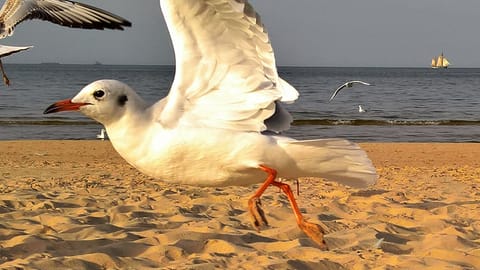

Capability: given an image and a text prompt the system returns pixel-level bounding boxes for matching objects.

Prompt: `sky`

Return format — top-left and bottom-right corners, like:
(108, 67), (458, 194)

(2, 0), (480, 67)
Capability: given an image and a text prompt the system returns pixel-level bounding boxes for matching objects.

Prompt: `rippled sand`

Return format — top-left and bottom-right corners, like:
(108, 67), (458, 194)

(0, 141), (479, 269)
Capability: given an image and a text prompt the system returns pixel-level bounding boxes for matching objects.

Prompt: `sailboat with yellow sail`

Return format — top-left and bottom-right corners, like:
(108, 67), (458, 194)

(431, 52), (450, 68)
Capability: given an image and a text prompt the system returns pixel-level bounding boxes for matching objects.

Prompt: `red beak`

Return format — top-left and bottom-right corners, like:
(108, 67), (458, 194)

(43, 99), (90, 114)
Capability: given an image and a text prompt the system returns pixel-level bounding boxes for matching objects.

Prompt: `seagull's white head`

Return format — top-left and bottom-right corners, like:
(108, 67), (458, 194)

(44, 79), (144, 126)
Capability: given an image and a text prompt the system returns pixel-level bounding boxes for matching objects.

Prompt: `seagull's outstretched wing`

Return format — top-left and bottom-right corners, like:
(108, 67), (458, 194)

(153, 0), (299, 133)
(0, 0), (131, 38)
(329, 80), (371, 101)
(0, 44), (32, 85)
(0, 44), (31, 57)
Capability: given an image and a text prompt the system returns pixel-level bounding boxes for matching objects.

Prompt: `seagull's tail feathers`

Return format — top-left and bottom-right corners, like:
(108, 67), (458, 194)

(279, 138), (377, 188)
(278, 77), (299, 103)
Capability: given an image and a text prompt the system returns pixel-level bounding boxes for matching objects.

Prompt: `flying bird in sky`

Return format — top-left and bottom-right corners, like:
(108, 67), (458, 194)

(329, 80), (371, 101)
(0, 0), (132, 85)
(44, 0), (377, 249)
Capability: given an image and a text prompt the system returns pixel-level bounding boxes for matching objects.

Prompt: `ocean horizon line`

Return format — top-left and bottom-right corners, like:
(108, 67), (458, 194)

(4, 63), (480, 69)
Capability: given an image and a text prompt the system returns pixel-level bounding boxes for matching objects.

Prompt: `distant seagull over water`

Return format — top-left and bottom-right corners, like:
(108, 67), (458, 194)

(358, 105), (366, 113)
(329, 80), (371, 102)
(0, 0), (132, 85)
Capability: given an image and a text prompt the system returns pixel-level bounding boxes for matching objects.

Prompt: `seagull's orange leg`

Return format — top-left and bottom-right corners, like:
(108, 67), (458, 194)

(248, 165), (328, 249)
(0, 59), (10, 86)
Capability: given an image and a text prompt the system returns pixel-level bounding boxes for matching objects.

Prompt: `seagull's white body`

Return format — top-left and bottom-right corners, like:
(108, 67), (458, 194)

(96, 128), (106, 140)
(45, 0), (377, 247)
(358, 105), (366, 113)
(106, 111), (373, 187)
(109, 122), (272, 187)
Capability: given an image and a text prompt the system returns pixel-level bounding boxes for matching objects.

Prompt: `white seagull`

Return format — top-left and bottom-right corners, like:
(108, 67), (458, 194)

(96, 128), (106, 140)
(44, 0), (377, 249)
(358, 105), (366, 113)
(329, 80), (371, 102)
(0, 0), (132, 85)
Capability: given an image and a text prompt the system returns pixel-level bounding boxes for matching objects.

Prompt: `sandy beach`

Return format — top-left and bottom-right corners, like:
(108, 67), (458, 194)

(0, 140), (479, 269)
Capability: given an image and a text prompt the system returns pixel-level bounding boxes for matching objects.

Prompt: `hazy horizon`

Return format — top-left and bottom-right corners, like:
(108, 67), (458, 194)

(4, 63), (476, 69)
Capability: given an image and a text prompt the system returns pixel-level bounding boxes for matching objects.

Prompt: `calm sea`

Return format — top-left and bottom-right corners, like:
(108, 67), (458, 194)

(1, 64), (479, 142)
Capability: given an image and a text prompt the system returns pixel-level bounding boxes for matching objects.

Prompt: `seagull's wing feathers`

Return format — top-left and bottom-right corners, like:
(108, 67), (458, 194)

(349, 80), (371, 86)
(153, 0), (298, 133)
(0, 44), (31, 57)
(0, 0), (131, 38)
(329, 83), (348, 101)
(329, 80), (371, 101)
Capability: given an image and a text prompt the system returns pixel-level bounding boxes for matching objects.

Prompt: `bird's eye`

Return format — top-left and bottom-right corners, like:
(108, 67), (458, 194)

(93, 90), (105, 100)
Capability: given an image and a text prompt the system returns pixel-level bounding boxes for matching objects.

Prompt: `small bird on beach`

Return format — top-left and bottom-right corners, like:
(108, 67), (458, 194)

(96, 128), (107, 140)
(44, 0), (377, 249)
(329, 80), (371, 101)
(0, 0), (132, 86)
